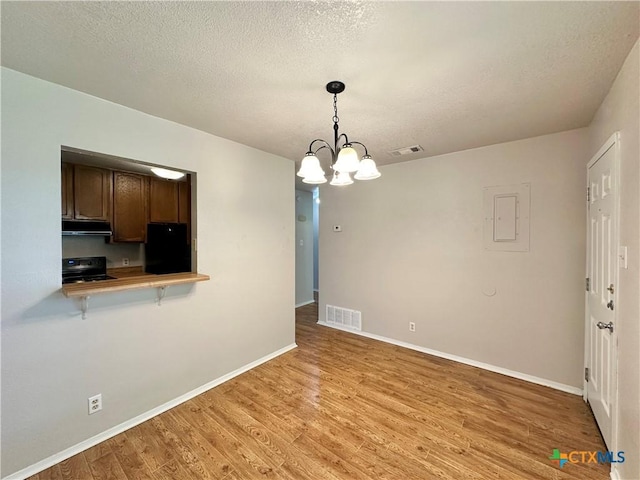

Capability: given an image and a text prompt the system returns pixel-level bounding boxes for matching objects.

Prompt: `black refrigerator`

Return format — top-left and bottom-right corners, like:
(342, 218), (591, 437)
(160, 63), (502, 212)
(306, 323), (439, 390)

(145, 223), (191, 274)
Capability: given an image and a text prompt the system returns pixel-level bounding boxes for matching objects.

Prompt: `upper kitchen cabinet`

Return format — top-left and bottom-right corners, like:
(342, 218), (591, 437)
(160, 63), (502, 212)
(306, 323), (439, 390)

(113, 172), (147, 242)
(149, 177), (179, 223)
(178, 177), (191, 244)
(61, 162), (74, 219)
(61, 148), (193, 245)
(72, 164), (112, 221)
(178, 178), (190, 224)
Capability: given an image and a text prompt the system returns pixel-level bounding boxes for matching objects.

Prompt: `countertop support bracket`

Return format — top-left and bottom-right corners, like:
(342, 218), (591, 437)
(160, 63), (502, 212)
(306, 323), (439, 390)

(80, 296), (90, 320)
(157, 286), (167, 306)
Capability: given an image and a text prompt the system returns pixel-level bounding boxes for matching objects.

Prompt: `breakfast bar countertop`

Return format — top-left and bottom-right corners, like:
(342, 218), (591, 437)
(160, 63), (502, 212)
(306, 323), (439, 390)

(61, 272), (210, 298)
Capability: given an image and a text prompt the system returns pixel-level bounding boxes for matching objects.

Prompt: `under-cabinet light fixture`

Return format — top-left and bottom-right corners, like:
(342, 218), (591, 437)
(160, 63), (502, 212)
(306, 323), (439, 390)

(150, 167), (185, 180)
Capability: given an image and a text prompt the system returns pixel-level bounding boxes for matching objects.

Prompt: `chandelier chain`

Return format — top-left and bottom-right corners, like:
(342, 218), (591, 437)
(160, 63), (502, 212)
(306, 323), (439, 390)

(332, 94), (339, 124)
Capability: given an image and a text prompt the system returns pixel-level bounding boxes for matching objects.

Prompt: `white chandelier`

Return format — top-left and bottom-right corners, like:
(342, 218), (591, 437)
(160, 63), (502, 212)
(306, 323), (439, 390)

(297, 81), (381, 186)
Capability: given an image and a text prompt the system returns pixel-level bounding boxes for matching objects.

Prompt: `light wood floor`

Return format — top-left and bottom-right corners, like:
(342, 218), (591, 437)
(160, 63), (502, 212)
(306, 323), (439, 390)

(29, 301), (608, 480)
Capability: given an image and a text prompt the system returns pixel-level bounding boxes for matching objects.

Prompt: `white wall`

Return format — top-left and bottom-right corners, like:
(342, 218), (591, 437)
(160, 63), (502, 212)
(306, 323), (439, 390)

(588, 39), (639, 480)
(295, 190), (314, 306)
(319, 128), (589, 389)
(0, 68), (295, 478)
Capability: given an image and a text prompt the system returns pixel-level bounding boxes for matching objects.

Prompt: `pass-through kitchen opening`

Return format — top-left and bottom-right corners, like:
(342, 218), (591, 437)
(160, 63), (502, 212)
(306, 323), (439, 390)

(61, 146), (197, 284)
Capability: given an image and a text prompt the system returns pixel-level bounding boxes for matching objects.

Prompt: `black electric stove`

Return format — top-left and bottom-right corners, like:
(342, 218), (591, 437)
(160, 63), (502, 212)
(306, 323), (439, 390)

(62, 256), (116, 284)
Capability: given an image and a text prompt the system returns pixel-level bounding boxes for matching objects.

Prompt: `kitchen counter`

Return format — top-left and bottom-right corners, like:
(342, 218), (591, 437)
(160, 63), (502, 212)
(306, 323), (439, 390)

(61, 272), (210, 298)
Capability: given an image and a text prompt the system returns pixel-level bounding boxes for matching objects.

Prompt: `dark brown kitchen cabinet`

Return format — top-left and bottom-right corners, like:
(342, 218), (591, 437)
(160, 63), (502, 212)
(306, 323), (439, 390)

(178, 178), (191, 244)
(61, 162), (74, 219)
(73, 164), (112, 221)
(113, 172), (147, 242)
(61, 156), (194, 245)
(149, 177), (179, 223)
(178, 179), (190, 223)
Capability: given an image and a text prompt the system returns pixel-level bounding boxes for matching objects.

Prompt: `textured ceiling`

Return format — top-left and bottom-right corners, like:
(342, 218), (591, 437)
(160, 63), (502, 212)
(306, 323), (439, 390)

(2, 1), (638, 188)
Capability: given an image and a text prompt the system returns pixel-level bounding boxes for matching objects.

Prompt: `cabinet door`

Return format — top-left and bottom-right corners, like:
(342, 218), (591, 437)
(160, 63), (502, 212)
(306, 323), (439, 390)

(178, 178), (191, 244)
(74, 165), (112, 221)
(178, 180), (190, 223)
(113, 172), (147, 242)
(149, 177), (179, 223)
(61, 162), (74, 219)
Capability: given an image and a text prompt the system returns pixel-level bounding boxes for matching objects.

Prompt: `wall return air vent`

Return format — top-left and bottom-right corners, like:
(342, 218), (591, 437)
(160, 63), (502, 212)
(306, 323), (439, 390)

(326, 305), (362, 331)
(388, 145), (424, 157)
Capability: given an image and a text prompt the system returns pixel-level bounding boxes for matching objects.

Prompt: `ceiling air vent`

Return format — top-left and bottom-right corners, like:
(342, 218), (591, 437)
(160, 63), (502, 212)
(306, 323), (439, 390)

(388, 145), (424, 157)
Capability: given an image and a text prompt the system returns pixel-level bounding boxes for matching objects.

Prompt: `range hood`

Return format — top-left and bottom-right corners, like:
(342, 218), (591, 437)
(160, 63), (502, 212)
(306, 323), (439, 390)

(62, 220), (113, 236)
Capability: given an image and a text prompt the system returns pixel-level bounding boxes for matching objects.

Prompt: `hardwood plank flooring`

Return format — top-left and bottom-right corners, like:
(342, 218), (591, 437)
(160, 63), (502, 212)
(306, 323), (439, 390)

(27, 301), (608, 479)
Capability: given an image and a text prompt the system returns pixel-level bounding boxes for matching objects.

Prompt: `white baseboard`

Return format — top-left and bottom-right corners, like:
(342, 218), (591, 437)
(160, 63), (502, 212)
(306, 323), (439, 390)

(3, 343), (298, 480)
(317, 321), (583, 396)
(295, 299), (315, 308)
(609, 466), (620, 480)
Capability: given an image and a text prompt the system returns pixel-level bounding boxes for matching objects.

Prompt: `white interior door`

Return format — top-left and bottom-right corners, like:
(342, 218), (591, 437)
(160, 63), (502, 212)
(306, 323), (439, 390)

(585, 133), (619, 449)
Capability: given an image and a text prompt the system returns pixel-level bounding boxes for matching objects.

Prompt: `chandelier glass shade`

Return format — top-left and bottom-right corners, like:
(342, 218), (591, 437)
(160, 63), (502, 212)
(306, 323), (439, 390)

(354, 156), (381, 180)
(330, 171), (354, 186)
(333, 146), (359, 173)
(297, 154), (325, 183)
(297, 81), (381, 185)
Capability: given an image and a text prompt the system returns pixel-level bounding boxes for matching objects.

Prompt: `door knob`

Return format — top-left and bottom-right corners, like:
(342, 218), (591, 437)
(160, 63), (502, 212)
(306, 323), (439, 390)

(597, 321), (614, 333)
(607, 300), (614, 311)
(607, 284), (614, 294)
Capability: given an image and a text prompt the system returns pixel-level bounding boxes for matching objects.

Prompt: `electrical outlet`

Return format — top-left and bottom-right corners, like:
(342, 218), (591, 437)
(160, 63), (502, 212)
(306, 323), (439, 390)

(122, 258), (130, 266)
(88, 394), (102, 415)
(409, 322), (416, 332)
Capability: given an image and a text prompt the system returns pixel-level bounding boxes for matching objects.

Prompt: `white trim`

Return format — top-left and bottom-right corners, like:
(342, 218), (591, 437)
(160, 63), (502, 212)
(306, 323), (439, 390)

(587, 132), (619, 169)
(295, 299), (315, 308)
(317, 321), (582, 396)
(609, 466), (621, 480)
(3, 343), (297, 480)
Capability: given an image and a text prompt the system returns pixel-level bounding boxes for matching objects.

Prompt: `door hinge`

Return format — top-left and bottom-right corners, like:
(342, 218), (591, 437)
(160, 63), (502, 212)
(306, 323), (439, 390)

(587, 186), (590, 202)
(586, 278), (590, 291)
(585, 367), (589, 382)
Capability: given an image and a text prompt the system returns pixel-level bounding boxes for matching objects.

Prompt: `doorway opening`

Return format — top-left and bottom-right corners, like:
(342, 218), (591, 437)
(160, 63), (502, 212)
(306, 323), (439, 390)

(295, 188), (317, 307)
